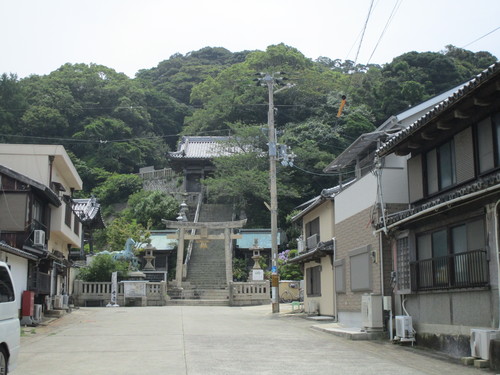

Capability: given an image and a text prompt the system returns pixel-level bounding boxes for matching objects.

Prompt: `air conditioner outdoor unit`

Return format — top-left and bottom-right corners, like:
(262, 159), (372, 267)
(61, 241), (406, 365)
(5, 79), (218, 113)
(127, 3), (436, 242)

(34, 230), (45, 246)
(306, 301), (318, 314)
(53, 295), (63, 309)
(470, 329), (500, 360)
(395, 315), (415, 342)
(361, 294), (383, 331)
(33, 304), (42, 324)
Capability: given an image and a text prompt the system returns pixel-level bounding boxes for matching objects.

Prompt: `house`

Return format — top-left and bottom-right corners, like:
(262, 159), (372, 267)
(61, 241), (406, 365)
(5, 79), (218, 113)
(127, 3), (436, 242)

(375, 62), (500, 356)
(0, 144), (83, 309)
(326, 87), (464, 329)
(289, 186), (340, 316)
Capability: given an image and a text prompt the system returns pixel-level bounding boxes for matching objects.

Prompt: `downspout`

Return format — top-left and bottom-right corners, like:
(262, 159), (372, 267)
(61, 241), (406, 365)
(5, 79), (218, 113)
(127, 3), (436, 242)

(374, 154), (387, 294)
(332, 237), (338, 322)
(494, 199), (500, 329)
(48, 155), (55, 186)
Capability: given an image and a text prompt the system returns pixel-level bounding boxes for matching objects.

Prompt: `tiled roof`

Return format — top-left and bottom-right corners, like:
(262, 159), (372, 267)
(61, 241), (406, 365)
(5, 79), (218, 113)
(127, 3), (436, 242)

(168, 136), (235, 159)
(0, 241), (38, 261)
(73, 197), (105, 229)
(292, 180), (355, 222)
(0, 164), (61, 206)
(236, 229), (284, 249)
(287, 239), (335, 264)
(137, 231), (177, 251)
(377, 62), (500, 157)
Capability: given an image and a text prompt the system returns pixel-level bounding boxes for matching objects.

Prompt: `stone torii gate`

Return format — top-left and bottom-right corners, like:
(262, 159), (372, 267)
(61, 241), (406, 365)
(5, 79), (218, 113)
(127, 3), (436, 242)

(163, 219), (247, 286)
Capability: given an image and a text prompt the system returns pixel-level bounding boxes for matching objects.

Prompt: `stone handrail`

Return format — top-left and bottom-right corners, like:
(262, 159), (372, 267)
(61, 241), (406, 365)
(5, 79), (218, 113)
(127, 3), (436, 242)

(73, 280), (167, 307)
(229, 281), (270, 306)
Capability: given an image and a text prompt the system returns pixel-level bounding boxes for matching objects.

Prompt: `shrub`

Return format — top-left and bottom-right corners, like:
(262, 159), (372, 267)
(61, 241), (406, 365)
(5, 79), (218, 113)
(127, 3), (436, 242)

(76, 253), (129, 282)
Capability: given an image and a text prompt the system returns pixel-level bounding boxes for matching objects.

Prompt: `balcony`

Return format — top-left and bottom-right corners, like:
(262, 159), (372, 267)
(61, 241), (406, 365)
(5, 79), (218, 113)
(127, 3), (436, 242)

(410, 249), (489, 291)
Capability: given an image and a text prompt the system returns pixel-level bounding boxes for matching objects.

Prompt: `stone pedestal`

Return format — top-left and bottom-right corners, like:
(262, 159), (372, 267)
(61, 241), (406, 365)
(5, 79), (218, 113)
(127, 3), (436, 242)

(123, 280), (148, 306)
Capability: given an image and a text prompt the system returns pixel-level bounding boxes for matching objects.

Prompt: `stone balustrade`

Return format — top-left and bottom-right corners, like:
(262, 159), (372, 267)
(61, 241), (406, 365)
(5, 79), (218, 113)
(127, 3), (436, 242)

(73, 280), (168, 307)
(229, 281), (270, 306)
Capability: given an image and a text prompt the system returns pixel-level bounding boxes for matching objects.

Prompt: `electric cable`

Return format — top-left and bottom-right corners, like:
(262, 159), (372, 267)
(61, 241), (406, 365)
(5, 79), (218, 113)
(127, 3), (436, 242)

(462, 25), (500, 49)
(366, 0), (404, 65)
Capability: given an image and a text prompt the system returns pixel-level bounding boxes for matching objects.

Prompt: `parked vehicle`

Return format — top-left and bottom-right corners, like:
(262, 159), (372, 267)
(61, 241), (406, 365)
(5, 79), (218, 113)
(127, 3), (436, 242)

(0, 262), (20, 374)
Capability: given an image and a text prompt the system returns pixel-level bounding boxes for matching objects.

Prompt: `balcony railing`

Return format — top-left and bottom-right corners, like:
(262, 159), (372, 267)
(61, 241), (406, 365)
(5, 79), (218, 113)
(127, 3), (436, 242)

(410, 249), (488, 291)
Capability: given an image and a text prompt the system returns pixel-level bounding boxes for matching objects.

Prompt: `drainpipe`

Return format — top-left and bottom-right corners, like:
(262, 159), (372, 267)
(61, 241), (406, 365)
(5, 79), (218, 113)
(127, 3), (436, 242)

(332, 237), (338, 322)
(494, 200), (500, 330)
(48, 155), (55, 185)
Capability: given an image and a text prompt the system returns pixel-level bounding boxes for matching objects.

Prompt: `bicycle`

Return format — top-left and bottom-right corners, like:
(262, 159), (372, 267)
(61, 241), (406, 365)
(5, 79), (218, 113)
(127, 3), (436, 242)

(279, 289), (294, 303)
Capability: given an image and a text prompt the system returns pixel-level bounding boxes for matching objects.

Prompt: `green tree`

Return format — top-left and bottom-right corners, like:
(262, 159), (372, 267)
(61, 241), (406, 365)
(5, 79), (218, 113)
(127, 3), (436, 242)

(124, 190), (179, 229)
(91, 173), (143, 206)
(278, 249), (302, 280)
(76, 253), (129, 282)
(100, 216), (148, 252)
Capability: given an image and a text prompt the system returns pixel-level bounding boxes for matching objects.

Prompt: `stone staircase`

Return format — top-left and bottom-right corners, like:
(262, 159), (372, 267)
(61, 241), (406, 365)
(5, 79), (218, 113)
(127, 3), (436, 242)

(168, 204), (234, 306)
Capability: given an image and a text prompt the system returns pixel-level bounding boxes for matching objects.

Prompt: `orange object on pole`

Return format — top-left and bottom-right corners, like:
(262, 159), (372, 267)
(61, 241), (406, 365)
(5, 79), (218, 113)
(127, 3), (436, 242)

(337, 95), (347, 118)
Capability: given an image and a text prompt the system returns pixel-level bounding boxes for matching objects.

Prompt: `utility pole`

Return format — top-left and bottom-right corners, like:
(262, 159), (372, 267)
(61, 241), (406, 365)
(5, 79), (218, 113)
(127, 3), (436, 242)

(256, 72), (294, 313)
(260, 73), (280, 313)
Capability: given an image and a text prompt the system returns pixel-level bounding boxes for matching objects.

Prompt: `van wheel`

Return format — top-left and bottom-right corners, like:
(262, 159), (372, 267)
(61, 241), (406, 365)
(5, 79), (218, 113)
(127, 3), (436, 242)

(0, 346), (7, 375)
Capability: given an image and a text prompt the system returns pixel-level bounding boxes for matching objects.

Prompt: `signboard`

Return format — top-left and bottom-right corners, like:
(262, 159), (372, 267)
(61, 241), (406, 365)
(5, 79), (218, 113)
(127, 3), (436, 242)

(123, 281), (147, 297)
(252, 269), (264, 281)
(111, 272), (118, 304)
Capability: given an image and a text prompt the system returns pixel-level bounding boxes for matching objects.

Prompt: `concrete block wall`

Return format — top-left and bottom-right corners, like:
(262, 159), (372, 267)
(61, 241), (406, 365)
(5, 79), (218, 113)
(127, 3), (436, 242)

(335, 206), (381, 313)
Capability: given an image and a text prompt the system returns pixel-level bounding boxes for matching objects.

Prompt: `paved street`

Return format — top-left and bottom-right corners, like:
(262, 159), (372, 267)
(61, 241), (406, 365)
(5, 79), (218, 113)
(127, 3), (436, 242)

(15, 305), (488, 375)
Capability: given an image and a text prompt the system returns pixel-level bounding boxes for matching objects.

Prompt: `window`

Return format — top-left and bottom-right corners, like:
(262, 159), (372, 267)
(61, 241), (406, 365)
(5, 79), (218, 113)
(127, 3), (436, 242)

(0, 266), (15, 303)
(413, 218), (487, 290)
(477, 113), (500, 173)
(334, 259), (345, 293)
(396, 236), (410, 292)
(349, 245), (372, 292)
(426, 140), (456, 195)
(306, 266), (321, 297)
(65, 199), (72, 227)
(305, 217), (320, 250)
(305, 217), (320, 238)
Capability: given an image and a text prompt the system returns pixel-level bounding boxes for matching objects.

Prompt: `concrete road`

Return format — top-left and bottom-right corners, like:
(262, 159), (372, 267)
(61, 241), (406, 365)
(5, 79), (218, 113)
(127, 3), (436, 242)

(15, 305), (487, 375)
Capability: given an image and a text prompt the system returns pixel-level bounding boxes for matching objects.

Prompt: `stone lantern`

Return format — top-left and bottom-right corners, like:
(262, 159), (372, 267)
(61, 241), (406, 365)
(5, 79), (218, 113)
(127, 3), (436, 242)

(143, 242), (156, 271)
(249, 238), (264, 281)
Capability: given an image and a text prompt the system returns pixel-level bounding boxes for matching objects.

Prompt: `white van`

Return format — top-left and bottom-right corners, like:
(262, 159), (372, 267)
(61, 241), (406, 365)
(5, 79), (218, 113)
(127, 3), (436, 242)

(0, 262), (20, 374)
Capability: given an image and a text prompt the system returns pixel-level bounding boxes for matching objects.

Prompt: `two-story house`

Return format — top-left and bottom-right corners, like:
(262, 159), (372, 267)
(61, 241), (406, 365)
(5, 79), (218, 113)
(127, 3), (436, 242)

(376, 62), (500, 356)
(319, 86), (463, 329)
(0, 144), (83, 308)
(0, 165), (59, 310)
(289, 186), (338, 315)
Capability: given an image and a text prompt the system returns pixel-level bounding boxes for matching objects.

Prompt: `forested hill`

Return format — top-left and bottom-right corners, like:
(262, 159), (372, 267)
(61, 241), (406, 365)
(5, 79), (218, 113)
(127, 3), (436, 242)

(0, 44), (497, 220)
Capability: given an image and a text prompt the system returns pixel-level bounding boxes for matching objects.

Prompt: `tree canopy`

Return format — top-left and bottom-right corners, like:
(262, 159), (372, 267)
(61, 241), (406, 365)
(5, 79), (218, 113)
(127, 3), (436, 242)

(0, 44), (496, 236)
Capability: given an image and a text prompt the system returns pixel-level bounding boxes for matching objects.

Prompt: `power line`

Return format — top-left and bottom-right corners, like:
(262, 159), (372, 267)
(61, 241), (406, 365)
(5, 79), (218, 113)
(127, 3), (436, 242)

(462, 26), (500, 49)
(366, 0), (404, 65)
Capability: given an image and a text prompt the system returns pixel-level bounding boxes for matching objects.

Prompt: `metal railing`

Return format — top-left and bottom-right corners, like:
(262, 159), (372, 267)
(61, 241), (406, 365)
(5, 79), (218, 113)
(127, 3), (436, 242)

(410, 249), (488, 291)
(183, 192), (203, 278)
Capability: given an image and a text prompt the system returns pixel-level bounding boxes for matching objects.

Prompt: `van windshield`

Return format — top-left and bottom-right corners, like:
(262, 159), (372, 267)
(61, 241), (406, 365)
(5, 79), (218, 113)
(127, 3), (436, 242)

(0, 267), (15, 302)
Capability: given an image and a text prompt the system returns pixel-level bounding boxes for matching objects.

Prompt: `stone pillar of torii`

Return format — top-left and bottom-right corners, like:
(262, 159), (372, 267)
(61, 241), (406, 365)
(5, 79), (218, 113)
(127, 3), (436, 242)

(162, 219), (247, 287)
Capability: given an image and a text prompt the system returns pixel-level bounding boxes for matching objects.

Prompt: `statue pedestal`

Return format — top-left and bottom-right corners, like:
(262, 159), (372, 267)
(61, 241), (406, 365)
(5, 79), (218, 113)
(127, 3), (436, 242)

(123, 280), (148, 306)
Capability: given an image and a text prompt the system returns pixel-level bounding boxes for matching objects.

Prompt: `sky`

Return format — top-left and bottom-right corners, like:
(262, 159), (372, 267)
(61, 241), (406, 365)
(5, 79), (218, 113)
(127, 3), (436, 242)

(1, 0), (499, 78)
